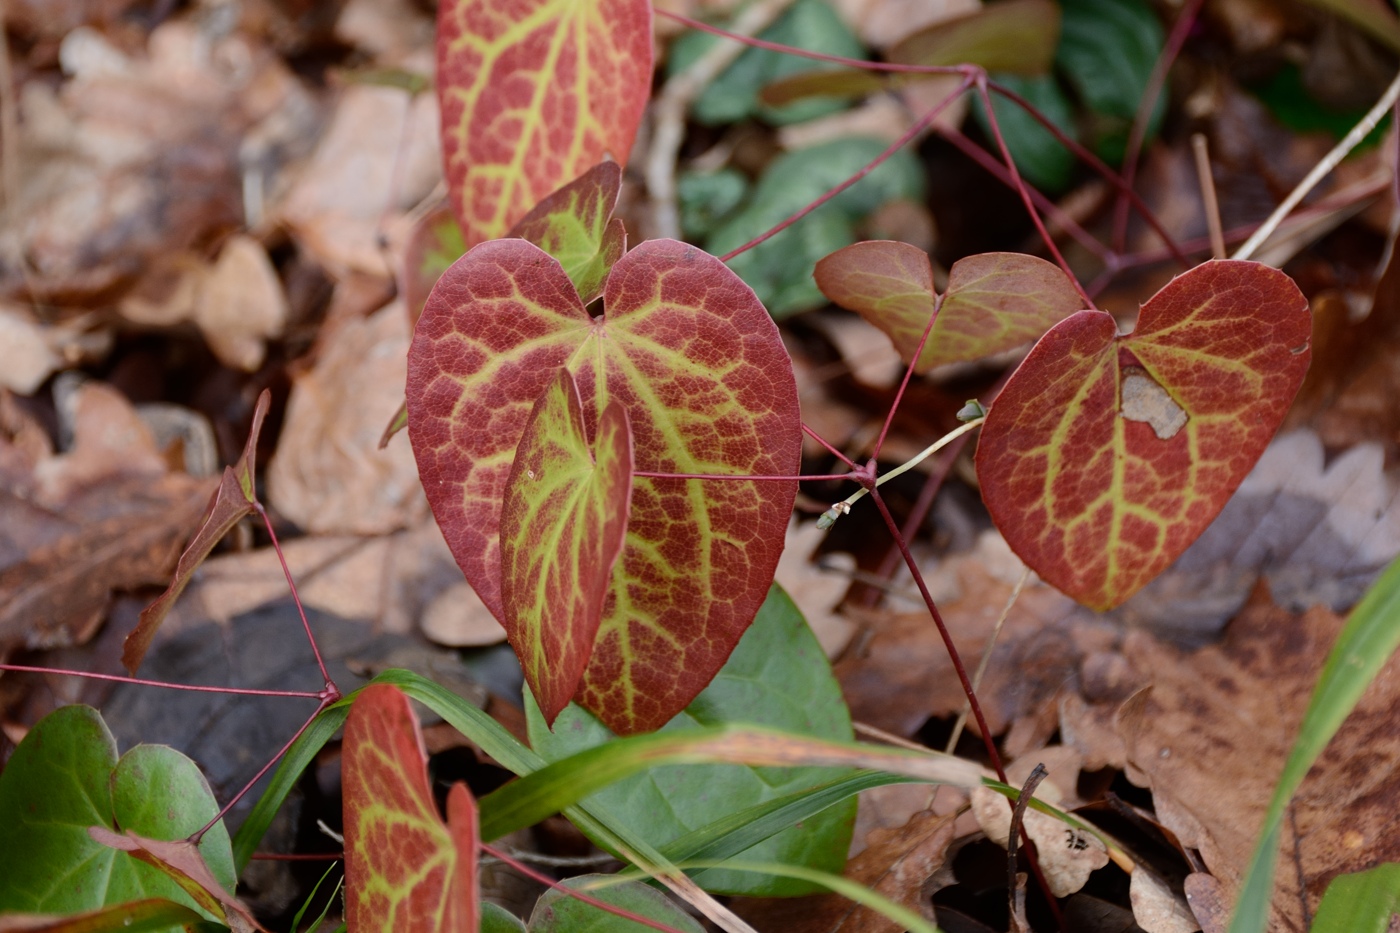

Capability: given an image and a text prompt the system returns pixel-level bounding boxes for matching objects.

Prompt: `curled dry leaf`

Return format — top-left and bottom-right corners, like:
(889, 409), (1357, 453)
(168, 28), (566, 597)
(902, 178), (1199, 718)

(1128, 869), (1198, 933)
(970, 784), (1108, 897)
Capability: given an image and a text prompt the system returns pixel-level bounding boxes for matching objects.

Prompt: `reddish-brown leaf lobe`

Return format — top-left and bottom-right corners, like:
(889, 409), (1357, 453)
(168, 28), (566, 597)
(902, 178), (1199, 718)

(436, 0), (652, 247)
(976, 261), (1311, 609)
(501, 369), (633, 725)
(343, 684), (478, 933)
(408, 239), (801, 733)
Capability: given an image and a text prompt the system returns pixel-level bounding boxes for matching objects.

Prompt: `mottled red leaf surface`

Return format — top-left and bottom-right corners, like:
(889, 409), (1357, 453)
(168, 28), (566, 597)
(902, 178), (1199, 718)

(976, 260), (1311, 609)
(124, 390), (270, 673)
(343, 684), (478, 933)
(814, 242), (1083, 373)
(402, 202), (468, 328)
(501, 369), (633, 725)
(436, 0), (652, 247)
(508, 161), (626, 305)
(407, 238), (801, 733)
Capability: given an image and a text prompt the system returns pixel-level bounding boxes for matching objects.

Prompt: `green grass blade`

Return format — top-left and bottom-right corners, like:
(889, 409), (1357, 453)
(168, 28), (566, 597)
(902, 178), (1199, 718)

(1229, 556), (1400, 933)
(1309, 863), (1400, 933)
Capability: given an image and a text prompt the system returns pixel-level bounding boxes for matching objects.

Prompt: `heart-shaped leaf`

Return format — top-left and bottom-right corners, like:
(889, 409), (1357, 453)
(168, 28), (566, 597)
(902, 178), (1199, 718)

(408, 238), (801, 734)
(976, 260), (1311, 609)
(507, 161), (626, 305)
(436, 0), (652, 246)
(342, 684), (478, 933)
(815, 242), (1084, 372)
(502, 368), (633, 725)
(0, 706), (234, 920)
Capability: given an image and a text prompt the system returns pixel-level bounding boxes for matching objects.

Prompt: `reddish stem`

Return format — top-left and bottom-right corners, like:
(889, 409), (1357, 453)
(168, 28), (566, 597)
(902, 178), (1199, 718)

(870, 294), (945, 462)
(719, 73), (974, 263)
(192, 696), (334, 844)
(804, 422), (860, 469)
(255, 502), (337, 698)
(1111, 0), (1206, 253)
(0, 664), (322, 698)
(481, 843), (690, 933)
(633, 471), (854, 482)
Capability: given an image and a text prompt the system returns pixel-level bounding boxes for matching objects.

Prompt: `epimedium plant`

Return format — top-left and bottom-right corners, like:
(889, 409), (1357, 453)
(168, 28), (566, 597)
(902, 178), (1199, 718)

(8, 0), (1396, 929)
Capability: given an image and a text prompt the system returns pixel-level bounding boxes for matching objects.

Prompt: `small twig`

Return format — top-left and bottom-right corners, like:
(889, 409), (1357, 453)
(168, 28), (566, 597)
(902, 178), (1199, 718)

(821, 418), (983, 526)
(646, 0), (797, 240)
(1235, 66), (1400, 262)
(1192, 134), (1226, 260)
(946, 565), (1031, 754)
(1007, 764), (1049, 930)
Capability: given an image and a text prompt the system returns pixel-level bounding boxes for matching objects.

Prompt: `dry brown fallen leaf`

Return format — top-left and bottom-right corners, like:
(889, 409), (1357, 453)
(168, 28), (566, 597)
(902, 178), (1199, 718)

(737, 809), (957, 933)
(0, 382), (212, 650)
(1061, 594), (1400, 931)
(1129, 868), (1198, 933)
(267, 299), (425, 535)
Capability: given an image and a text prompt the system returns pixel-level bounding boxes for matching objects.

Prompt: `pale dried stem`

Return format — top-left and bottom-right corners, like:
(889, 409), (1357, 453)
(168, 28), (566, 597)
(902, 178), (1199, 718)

(1235, 66), (1400, 262)
(945, 564), (1030, 754)
(1192, 133), (1225, 260)
(645, 0), (798, 240)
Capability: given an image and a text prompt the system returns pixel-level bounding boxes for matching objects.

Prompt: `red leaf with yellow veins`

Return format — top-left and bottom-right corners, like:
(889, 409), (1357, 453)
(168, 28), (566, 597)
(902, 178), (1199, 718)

(814, 242), (1083, 373)
(508, 161), (626, 305)
(343, 684), (478, 933)
(436, 0), (652, 247)
(407, 238), (801, 734)
(501, 369), (633, 725)
(976, 260), (1311, 610)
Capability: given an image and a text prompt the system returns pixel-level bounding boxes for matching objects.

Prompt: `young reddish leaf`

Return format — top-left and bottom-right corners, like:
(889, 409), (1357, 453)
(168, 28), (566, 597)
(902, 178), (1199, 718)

(888, 0), (1062, 74)
(124, 390), (271, 672)
(343, 684), (478, 933)
(507, 161), (626, 305)
(87, 830), (264, 933)
(976, 260), (1311, 610)
(501, 369), (633, 725)
(402, 202), (469, 329)
(408, 238), (801, 734)
(436, 0), (652, 247)
(815, 242), (1083, 373)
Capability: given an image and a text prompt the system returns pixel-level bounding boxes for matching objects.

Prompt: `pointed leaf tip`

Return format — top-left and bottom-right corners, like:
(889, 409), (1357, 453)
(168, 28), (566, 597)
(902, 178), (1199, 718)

(976, 260), (1311, 609)
(502, 369), (634, 726)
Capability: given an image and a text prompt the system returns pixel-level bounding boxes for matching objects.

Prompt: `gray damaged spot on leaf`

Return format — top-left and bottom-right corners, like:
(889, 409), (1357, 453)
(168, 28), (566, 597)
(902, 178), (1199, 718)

(1120, 367), (1187, 440)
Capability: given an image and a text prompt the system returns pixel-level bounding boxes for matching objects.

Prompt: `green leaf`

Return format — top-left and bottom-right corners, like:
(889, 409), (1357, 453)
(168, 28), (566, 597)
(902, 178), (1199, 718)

(977, 260), (1311, 610)
(507, 162), (627, 305)
(0, 706), (232, 926)
(525, 586), (856, 896)
(0, 898), (208, 932)
(1309, 863), (1400, 933)
(677, 169), (749, 241)
(527, 876), (703, 932)
(814, 243), (1084, 372)
(482, 902), (528, 933)
(671, 0), (866, 126)
(501, 369), (633, 725)
(977, 73), (1078, 192)
(1056, 0), (1166, 164)
(408, 238), (802, 734)
(1229, 557), (1400, 933)
(706, 137), (924, 318)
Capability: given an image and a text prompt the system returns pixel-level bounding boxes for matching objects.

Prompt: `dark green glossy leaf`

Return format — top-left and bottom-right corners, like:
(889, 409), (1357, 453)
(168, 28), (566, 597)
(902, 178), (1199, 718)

(526, 585), (856, 896)
(482, 902), (527, 933)
(527, 876), (702, 932)
(706, 137), (923, 317)
(978, 74), (1078, 192)
(1056, 0), (1165, 163)
(670, 0), (866, 126)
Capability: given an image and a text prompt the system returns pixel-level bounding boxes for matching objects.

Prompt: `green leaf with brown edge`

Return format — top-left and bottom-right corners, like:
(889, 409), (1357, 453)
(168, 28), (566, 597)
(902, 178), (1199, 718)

(976, 260), (1311, 610)
(502, 368), (633, 726)
(407, 238), (801, 735)
(888, 0), (1061, 73)
(124, 389), (271, 673)
(758, 69), (893, 109)
(507, 161), (626, 305)
(436, 0), (652, 247)
(342, 684), (478, 933)
(86, 830), (261, 932)
(815, 242), (1083, 373)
